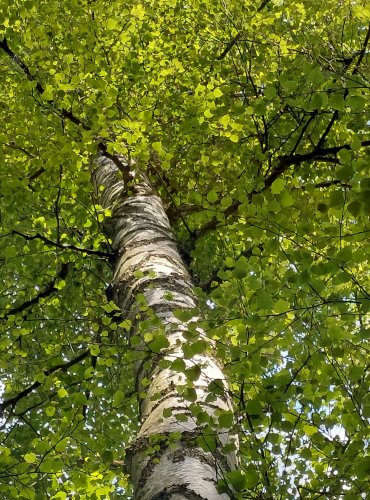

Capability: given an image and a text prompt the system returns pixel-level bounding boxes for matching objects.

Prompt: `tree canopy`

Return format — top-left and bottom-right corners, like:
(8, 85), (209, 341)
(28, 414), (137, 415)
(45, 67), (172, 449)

(1, 0), (370, 498)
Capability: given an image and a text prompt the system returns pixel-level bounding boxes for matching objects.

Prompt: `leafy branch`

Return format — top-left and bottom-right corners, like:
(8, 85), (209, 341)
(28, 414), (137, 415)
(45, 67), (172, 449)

(316, 22), (370, 150)
(194, 244), (264, 292)
(216, 33), (242, 61)
(280, 140), (370, 167)
(0, 350), (89, 417)
(352, 22), (370, 75)
(191, 138), (370, 242)
(2, 141), (36, 158)
(11, 229), (114, 259)
(2, 262), (72, 319)
(214, 0), (270, 61)
(0, 38), (130, 182)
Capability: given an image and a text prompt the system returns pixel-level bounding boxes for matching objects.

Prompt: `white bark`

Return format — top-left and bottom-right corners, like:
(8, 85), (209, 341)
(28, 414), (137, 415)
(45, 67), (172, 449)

(94, 155), (237, 499)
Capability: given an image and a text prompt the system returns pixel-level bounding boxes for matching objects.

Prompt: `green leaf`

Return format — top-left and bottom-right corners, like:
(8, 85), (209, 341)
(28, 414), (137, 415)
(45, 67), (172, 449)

(107, 19), (118, 30)
(233, 266), (248, 279)
(271, 178), (286, 194)
(309, 67), (324, 83)
(184, 387), (197, 402)
(302, 424), (318, 436)
(218, 411), (233, 429)
(34, 372), (46, 383)
(257, 291), (273, 310)
(219, 114), (230, 126)
(329, 94), (345, 111)
(150, 334), (170, 353)
(244, 468), (259, 488)
(336, 165), (354, 180)
(152, 141), (164, 153)
(90, 344), (100, 356)
(246, 399), (262, 415)
(39, 458), (64, 473)
(347, 201), (361, 216)
(207, 190), (218, 203)
(317, 203), (329, 213)
(84, 366), (94, 379)
(24, 453), (37, 463)
(57, 388), (68, 399)
(227, 470), (247, 491)
(102, 301), (120, 313)
(254, 99), (266, 115)
(273, 299), (290, 313)
(175, 413), (188, 422)
(41, 85), (54, 100)
(279, 189), (294, 207)
(3, 246), (17, 258)
(171, 358), (186, 372)
(264, 85), (276, 99)
(221, 195), (233, 208)
(190, 339), (207, 355)
(329, 190), (344, 207)
(45, 406), (55, 417)
(185, 364), (201, 381)
(346, 95), (366, 112)
(360, 178), (370, 190)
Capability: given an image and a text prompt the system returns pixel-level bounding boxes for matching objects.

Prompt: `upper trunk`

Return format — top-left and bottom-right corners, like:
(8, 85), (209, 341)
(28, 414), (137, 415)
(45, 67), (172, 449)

(93, 155), (237, 499)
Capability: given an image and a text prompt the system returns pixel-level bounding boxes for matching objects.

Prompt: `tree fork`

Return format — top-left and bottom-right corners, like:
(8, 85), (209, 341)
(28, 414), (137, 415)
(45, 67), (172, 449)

(93, 155), (238, 499)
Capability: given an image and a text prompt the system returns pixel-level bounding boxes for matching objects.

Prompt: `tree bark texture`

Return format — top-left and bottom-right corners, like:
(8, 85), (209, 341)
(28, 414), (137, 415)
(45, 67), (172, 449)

(93, 156), (237, 499)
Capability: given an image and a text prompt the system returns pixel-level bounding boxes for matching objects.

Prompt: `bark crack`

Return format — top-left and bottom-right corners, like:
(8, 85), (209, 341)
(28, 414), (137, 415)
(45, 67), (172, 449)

(151, 484), (209, 499)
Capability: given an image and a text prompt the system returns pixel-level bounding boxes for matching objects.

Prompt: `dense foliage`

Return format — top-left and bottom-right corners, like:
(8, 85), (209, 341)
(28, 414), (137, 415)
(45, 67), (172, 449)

(1, 0), (369, 497)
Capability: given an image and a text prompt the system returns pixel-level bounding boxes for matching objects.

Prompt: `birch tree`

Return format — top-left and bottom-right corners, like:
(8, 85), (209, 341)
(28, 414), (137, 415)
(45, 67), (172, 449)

(92, 155), (237, 498)
(1, 0), (370, 498)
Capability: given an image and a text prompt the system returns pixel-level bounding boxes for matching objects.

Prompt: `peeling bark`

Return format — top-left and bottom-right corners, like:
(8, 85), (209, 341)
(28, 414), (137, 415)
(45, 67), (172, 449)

(93, 156), (237, 499)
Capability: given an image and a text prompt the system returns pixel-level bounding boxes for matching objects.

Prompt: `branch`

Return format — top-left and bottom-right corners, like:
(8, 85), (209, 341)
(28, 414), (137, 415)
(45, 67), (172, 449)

(353, 22), (370, 75)
(2, 262), (71, 319)
(215, 0), (271, 62)
(257, 0), (271, 12)
(316, 110), (339, 150)
(28, 167), (46, 182)
(11, 230), (114, 259)
(283, 354), (313, 394)
(309, 156), (340, 164)
(312, 179), (349, 189)
(216, 33), (241, 61)
(316, 24), (370, 150)
(191, 139), (370, 241)
(0, 38), (130, 183)
(0, 350), (89, 416)
(289, 112), (317, 156)
(280, 139), (370, 168)
(195, 244), (264, 292)
(0, 38), (86, 129)
(2, 141), (36, 158)
(0, 38), (44, 94)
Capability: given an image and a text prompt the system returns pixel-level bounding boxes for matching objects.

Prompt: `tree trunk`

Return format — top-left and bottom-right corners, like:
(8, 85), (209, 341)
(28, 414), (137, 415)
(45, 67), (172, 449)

(93, 155), (237, 499)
